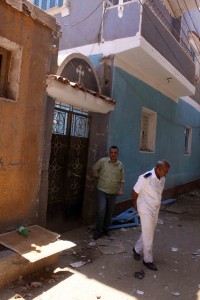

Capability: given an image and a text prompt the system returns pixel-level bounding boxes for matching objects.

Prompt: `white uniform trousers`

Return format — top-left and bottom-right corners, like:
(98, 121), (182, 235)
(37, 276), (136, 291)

(135, 208), (159, 263)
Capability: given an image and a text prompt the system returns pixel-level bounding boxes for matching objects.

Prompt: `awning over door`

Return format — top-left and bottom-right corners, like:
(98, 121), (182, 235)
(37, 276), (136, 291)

(46, 75), (116, 114)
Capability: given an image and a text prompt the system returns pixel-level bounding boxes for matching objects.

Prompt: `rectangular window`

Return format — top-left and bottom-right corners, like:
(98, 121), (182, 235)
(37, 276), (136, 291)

(140, 108), (157, 152)
(184, 126), (192, 155)
(34, 0), (63, 10)
(0, 37), (22, 102)
(0, 46), (11, 98)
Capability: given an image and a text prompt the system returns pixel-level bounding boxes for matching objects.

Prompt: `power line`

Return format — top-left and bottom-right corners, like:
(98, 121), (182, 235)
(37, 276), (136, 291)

(63, 0), (104, 27)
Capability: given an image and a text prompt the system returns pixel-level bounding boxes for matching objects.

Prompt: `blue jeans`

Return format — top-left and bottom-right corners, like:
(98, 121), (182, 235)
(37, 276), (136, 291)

(96, 190), (116, 233)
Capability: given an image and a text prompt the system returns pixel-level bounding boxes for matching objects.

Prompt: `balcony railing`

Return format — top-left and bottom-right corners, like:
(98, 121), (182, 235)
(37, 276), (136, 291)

(145, 0), (193, 61)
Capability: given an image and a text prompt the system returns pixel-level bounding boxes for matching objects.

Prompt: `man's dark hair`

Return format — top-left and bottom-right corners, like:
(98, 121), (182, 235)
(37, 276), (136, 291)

(109, 145), (119, 151)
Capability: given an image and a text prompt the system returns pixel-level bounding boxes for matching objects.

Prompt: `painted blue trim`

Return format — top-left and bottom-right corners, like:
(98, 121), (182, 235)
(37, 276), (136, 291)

(34, 0), (63, 10)
(107, 66), (200, 201)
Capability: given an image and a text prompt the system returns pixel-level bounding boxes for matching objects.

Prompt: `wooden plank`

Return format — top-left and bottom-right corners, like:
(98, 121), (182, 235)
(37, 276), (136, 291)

(0, 225), (75, 262)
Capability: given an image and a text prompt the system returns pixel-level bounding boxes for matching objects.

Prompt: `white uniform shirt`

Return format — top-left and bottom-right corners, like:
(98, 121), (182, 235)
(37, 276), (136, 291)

(133, 168), (165, 213)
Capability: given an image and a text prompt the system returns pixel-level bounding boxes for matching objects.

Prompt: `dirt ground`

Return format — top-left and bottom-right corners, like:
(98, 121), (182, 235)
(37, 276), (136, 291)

(0, 189), (200, 300)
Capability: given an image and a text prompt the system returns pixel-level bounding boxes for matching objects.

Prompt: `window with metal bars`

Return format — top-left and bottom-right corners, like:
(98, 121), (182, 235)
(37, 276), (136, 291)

(34, 0), (63, 10)
(140, 108), (157, 152)
(184, 126), (192, 155)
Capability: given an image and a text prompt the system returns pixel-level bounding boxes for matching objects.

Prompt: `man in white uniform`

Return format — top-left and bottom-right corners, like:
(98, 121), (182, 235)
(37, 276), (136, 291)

(132, 160), (170, 271)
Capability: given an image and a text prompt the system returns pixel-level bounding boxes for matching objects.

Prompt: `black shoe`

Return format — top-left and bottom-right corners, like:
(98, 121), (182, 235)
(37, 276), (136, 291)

(143, 260), (158, 271)
(133, 248), (142, 261)
(93, 232), (102, 240)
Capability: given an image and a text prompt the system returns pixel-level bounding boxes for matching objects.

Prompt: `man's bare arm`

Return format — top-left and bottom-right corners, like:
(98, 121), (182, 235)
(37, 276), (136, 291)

(132, 189), (138, 210)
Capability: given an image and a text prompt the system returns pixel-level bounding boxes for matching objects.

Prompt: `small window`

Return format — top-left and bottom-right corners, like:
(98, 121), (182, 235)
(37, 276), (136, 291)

(34, 0), (63, 10)
(0, 47), (11, 98)
(140, 108), (157, 152)
(0, 37), (22, 102)
(184, 126), (192, 155)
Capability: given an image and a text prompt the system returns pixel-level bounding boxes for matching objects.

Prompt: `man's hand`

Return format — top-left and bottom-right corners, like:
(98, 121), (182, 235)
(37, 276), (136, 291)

(116, 189), (124, 196)
(133, 201), (137, 211)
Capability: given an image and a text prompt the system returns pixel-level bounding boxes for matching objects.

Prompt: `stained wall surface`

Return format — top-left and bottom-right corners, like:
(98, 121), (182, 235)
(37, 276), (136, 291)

(0, 1), (59, 232)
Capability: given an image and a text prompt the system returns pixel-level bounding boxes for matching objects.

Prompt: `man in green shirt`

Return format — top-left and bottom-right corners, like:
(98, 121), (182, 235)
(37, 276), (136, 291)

(92, 145), (125, 240)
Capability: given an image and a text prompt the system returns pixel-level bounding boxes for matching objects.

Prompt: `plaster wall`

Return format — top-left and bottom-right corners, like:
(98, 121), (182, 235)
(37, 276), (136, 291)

(108, 67), (200, 203)
(56, 0), (103, 50)
(0, 1), (58, 232)
(56, 0), (140, 51)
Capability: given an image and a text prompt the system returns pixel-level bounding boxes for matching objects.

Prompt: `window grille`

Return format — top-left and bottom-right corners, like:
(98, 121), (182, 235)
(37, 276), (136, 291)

(184, 126), (192, 155)
(140, 108), (157, 152)
(34, 0), (63, 10)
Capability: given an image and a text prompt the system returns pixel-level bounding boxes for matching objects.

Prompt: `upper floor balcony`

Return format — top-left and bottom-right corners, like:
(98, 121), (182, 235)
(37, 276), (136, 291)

(36, 0), (199, 101)
(101, 0), (197, 100)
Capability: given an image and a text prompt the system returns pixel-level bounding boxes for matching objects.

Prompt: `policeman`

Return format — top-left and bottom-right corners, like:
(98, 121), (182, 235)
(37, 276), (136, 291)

(132, 160), (170, 271)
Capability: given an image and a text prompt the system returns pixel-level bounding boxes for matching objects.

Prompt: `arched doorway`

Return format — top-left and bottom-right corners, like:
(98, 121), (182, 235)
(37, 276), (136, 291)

(47, 54), (100, 232)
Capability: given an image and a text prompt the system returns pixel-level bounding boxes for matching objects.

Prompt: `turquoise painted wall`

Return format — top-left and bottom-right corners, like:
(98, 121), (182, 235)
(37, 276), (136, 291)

(108, 67), (200, 202)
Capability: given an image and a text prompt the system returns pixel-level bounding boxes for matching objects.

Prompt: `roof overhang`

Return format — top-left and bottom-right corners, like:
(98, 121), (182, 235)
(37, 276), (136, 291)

(160, 0), (200, 17)
(115, 36), (195, 101)
(46, 75), (116, 114)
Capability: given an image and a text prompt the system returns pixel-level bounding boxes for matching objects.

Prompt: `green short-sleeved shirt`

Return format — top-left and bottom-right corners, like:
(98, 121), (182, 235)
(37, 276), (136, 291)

(92, 157), (125, 194)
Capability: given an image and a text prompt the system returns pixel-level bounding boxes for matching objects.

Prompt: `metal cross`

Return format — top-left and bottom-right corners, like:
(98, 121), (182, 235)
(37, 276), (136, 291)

(76, 64), (85, 83)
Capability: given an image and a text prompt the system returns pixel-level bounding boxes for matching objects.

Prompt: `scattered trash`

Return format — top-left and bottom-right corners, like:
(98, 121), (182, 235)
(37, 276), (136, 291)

(172, 291), (180, 296)
(88, 242), (96, 246)
(191, 249), (200, 256)
(134, 269), (145, 280)
(30, 281), (42, 288)
(120, 228), (127, 232)
(48, 279), (56, 284)
(174, 260), (178, 264)
(17, 225), (29, 237)
(70, 261), (86, 268)
(157, 219), (164, 225)
(136, 289), (144, 295)
(154, 275), (157, 278)
(171, 247), (179, 252)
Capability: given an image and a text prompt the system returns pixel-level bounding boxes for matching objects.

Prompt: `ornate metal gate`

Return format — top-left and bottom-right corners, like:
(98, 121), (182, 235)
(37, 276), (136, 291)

(47, 104), (89, 230)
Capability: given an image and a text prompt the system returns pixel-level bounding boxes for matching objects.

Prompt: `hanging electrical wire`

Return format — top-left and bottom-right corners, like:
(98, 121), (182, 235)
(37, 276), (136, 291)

(63, 0), (104, 26)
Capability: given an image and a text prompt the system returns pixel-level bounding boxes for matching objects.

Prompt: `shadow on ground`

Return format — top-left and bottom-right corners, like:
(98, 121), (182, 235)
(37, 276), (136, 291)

(0, 189), (200, 300)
